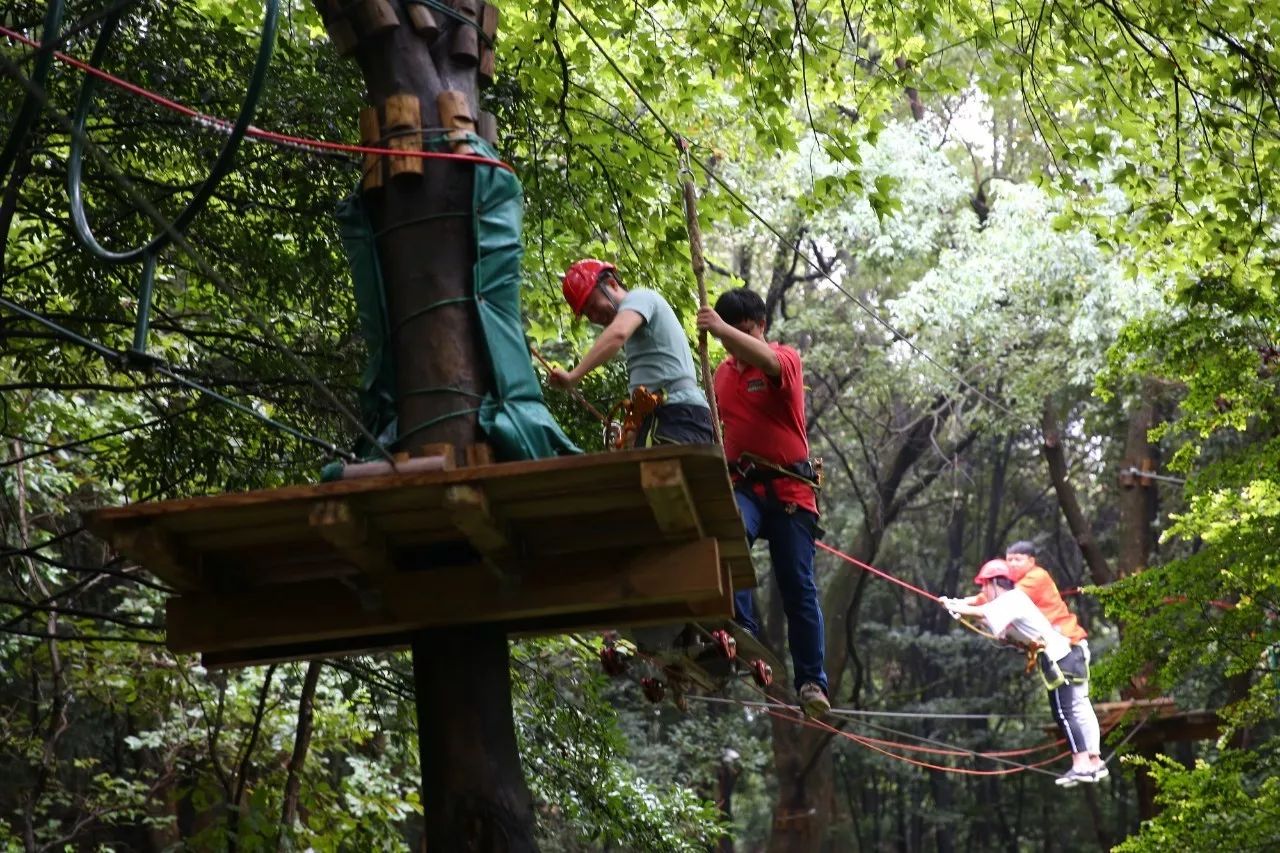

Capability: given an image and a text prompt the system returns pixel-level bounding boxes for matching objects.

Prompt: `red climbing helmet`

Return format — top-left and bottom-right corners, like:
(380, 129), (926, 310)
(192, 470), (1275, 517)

(562, 258), (616, 316)
(974, 558), (1014, 585)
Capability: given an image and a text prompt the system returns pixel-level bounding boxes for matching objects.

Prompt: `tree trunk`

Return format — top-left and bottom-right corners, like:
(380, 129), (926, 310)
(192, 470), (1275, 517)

(279, 661), (322, 844)
(1040, 399), (1114, 586)
(1117, 386), (1158, 580)
(767, 404), (957, 852)
(982, 434), (1013, 557)
(313, 5), (536, 846)
(1115, 385), (1161, 820)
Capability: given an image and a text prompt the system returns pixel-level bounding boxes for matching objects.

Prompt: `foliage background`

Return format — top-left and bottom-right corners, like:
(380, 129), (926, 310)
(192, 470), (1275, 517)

(1, 0), (1277, 849)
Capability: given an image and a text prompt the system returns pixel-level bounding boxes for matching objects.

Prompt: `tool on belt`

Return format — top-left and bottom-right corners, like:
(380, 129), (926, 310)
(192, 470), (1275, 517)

(605, 386), (666, 450)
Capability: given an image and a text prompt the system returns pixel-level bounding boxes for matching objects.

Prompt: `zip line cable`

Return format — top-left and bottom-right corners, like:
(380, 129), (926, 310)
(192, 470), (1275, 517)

(0, 24), (514, 173)
(6, 13), (1029, 452)
(555, 0), (1023, 425)
(693, 690), (1140, 779)
(574, 624), (1058, 772)
(0, 294), (358, 462)
(0, 54), (377, 465)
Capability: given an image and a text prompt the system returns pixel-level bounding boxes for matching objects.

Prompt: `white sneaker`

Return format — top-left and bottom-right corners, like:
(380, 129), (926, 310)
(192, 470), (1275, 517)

(1055, 768), (1090, 787)
(799, 683), (830, 718)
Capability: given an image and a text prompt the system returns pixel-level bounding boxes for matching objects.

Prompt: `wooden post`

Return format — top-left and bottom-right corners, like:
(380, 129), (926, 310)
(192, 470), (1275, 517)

(680, 150), (723, 444)
(309, 2), (535, 847)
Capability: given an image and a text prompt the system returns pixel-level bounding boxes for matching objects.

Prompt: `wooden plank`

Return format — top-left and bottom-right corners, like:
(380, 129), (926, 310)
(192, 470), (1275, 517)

(203, 634), (410, 669)
(309, 499), (392, 575)
(109, 524), (201, 592)
(511, 594), (733, 639)
(87, 446), (750, 596)
(166, 539), (723, 654)
(89, 445), (728, 526)
(641, 459), (704, 539)
(202, 588), (739, 668)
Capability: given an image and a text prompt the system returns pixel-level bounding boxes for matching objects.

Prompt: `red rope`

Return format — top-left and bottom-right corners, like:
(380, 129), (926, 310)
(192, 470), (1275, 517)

(0, 25), (516, 174)
(816, 541), (941, 603)
(767, 710), (1071, 776)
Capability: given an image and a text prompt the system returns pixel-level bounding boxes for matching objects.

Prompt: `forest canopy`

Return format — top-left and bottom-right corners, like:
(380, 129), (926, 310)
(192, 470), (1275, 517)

(1, 0), (1277, 849)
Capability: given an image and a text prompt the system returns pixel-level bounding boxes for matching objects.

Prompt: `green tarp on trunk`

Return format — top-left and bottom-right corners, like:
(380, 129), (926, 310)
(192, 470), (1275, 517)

(335, 136), (579, 465)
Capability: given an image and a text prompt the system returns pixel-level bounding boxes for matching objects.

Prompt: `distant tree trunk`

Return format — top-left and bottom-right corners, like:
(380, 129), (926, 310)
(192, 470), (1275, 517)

(716, 756), (740, 853)
(983, 434), (1013, 557)
(1115, 384), (1162, 820)
(1040, 399), (1114, 586)
(278, 661), (322, 845)
(767, 400), (969, 852)
(894, 57), (926, 121)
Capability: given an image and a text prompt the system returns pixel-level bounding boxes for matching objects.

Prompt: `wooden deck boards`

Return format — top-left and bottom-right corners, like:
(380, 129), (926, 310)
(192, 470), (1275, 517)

(88, 445), (756, 665)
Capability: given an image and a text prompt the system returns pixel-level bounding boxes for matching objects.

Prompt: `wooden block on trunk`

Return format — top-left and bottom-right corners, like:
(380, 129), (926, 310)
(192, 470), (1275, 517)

(449, 0), (481, 66)
(320, 0), (359, 55)
(418, 442), (457, 469)
(407, 3), (439, 40)
(352, 0), (400, 36)
(465, 443), (495, 467)
(359, 106), (383, 190)
(437, 91), (477, 155)
(478, 3), (499, 85)
(385, 93), (424, 179)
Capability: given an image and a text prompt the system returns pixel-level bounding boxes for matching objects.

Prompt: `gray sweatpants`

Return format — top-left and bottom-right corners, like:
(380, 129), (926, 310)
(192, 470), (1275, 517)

(1045, 641), (1101, 754)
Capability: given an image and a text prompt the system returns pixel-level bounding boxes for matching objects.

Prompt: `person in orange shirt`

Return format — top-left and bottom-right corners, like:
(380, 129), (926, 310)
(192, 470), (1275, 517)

(944, 559), (1106, 786)
(1000, 541), (1087, 645)
(942, 541), (1104, 786)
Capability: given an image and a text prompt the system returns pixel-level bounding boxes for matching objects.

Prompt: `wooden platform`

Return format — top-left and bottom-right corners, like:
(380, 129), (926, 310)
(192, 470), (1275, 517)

(1045, 698), (1222, 747)
(87, 445), (753, 667)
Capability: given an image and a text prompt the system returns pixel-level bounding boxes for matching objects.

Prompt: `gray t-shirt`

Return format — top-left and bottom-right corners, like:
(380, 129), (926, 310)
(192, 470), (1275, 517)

(617, 289), (708, 408)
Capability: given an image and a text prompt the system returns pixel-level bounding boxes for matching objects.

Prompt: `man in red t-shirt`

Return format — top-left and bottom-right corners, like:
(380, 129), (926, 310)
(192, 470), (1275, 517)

(697, 288), (829, 717)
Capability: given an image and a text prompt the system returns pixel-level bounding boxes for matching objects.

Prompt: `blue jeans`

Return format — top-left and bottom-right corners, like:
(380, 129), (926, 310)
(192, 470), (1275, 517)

(732, 489), (828, 694)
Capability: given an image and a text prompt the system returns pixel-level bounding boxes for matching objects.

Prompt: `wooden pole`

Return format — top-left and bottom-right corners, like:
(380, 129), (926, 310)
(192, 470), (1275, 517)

(311, 3), (536, 847)
(680, 156), (723, 445)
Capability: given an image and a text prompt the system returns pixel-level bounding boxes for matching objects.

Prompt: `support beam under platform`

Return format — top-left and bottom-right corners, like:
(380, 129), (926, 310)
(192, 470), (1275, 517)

(166, 538), (724, 655)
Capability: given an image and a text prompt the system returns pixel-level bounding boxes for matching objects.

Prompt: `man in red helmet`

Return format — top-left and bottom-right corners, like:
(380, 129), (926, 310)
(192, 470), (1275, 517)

(549, 259), (713, 446)
(943, 559), (1107, 787)
(695, 287), (829, 717)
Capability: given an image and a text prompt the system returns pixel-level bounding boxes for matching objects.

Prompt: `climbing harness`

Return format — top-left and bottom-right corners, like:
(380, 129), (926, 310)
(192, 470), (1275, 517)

(730, 451), (824, 513)
(605, 386), (665, 449)
(730, 452), (823, 490)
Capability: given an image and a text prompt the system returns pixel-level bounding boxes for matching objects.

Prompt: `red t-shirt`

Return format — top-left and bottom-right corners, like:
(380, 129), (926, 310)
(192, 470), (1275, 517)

(714, 343), (818, 515)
